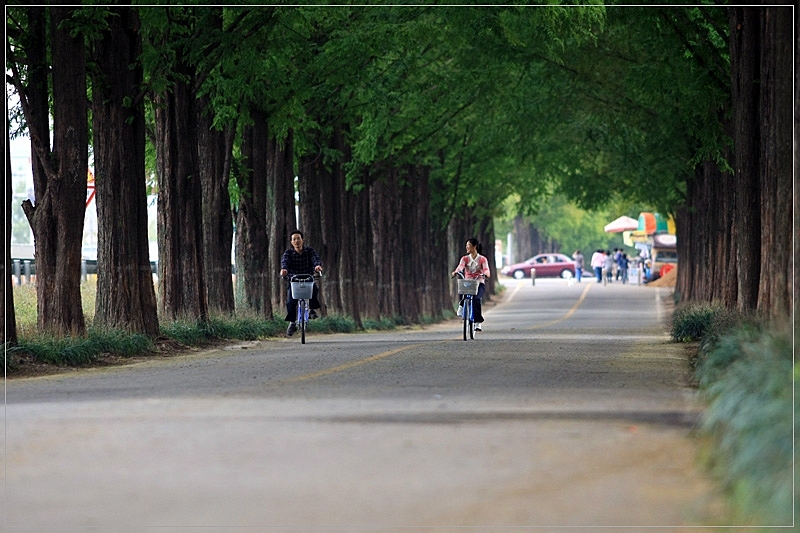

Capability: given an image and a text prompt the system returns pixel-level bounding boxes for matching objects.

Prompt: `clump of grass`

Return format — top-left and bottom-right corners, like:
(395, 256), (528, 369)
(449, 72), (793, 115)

(696, 322), (793, 525)
(8, 327), (153, 367)
(205, 315), (285, 340)
(419, 314), (437, 325)
(159, 319), (211, 345)
(12, 283), (38, 336)
(12, 279), (98, 335)
(362, 317), (398, 331)
(670, 302), (738, 343)
(89, 327), (153, 356)
(307, 315), (356, 334)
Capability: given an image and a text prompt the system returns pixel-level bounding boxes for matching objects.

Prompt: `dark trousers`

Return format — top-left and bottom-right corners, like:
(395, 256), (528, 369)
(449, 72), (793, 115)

(460, 283), (486, 323)
(285, 283), (320, 322)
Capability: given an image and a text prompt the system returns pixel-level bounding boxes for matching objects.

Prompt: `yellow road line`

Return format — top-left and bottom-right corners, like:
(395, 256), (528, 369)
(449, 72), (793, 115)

(506, 282), (523, 303)
(279, 344), (422, 384)
(281, 281), (592, 384)
(527, 282), (593, 330)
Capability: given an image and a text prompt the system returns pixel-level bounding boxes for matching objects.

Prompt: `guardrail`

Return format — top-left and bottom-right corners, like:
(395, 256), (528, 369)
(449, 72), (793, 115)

(11, 259), (159, 285)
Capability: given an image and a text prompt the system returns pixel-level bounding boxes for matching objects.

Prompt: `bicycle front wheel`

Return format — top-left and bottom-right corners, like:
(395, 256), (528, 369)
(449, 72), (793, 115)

(298, 300), (307, 344)
(463, 298), (474, 341)
(462, 299), (469, 341)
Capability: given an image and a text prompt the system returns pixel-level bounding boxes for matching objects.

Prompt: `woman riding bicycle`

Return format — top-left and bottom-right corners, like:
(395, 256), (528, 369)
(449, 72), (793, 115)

(451, 237), (491, 331)
(280, 230), (322, 336)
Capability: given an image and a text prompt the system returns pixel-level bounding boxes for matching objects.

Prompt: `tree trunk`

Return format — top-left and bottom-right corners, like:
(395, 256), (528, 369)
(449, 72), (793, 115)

(298, 127), (376, 326)
(472, 205), (497, 302)
(719, 120), (739, 309)
(409, 165), (448, 318)
(299, 154), (337, 312)
(676, 154), (736, 307)
(20, 7), (88, 336)
(448, 208), (478, 307)
(512, 216), (551, 261)
(155, 59), (207, 322)
(266, 128), (297, 315)
(296, 138), (327, 315)
(92, 7), (160, 336)
(448, 205), (494, 309)
(729, 7), (762, 314)
(756, 6), (792, 319)
(235, 111), (271, 317)
(4, 96), (18, 345)
(350, 172), (378, 322)
(368, 163), (441, 323)
(370, 166), (402, 320)
(24, 7), (50, 220)
(794, 3), (800, 328)
(197, 94), (235, 316)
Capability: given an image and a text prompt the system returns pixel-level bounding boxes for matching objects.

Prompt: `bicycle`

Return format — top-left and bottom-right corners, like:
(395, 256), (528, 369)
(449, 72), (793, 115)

(454, 272), (484, 341)
(286, 273), (320, 344)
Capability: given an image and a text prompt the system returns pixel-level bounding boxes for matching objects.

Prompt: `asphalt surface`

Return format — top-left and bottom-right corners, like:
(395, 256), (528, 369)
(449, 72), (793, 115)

(2, 278), (730, 531)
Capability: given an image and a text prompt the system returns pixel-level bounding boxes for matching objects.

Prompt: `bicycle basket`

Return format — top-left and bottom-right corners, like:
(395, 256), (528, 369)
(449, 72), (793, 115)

(291, 280), (314, 300)
(457, 278), (481, 295)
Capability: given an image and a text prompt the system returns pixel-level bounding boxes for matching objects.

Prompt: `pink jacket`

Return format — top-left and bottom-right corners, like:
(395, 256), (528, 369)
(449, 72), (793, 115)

(456, 254), (490, 280)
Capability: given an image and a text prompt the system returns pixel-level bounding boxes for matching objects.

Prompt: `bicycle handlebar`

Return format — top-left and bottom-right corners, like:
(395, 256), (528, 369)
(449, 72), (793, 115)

(452, 271), (486, 280)
(282, 272), (323, 282)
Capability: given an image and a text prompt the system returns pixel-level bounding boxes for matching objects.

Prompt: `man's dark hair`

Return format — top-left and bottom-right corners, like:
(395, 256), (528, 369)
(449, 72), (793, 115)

(291, 230), (304, 239)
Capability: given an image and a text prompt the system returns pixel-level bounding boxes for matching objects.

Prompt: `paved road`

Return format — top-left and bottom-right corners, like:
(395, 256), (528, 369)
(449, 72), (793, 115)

(3, 278), (726, 531)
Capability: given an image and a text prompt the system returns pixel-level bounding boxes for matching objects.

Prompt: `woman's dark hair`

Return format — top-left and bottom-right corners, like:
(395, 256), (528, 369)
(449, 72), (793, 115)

(467, 237), (483, 255)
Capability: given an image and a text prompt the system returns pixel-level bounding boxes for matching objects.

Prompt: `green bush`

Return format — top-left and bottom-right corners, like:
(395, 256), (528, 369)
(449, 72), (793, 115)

(670, 302), (738, 343)
(696, 323), (793, 525)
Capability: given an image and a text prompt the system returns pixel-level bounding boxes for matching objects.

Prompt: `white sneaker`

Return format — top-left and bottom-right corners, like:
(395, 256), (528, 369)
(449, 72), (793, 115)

(475, 323), (482, 331)
(456, 305), (463, 317)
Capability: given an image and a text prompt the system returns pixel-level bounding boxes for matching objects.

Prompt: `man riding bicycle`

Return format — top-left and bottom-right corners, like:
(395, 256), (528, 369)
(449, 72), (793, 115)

(280, 230), (322, 336)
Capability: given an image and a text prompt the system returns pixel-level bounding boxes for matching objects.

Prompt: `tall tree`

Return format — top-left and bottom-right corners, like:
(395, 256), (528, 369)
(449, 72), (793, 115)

(729, 7), (762, 314)
(194, 8), (236, 316)
(4, 92), (18, 346)
(148, 8), (207, 322)
(91, 7), (160, 336)
(265, 127), (296, 315)
(11, 7), (89, 336)
(755, 6), (792, 318)
(794, 4), (800, 327)
(197, 94), (235, 316)
(235, 110), (272, 318)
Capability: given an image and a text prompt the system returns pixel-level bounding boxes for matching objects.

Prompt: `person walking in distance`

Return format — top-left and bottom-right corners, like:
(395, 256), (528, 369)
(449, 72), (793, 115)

(613, 248), (622, 281)
(280, 230), (323, 336)
(618, 252), (630, 283)
(590, 249), (604, 283)
(603, 250), (615, 283)
(452, 237), (491, 331)
(572, 250), (584, 282)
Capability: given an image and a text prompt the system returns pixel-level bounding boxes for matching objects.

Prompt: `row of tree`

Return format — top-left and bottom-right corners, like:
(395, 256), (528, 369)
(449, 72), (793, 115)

(3, 4), (796, 345)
